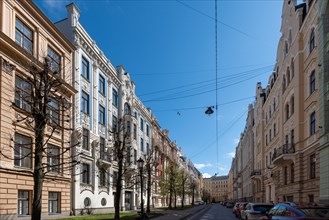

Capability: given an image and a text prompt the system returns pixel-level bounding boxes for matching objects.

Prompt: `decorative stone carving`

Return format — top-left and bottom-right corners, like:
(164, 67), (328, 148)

(1, 57), (15, 75)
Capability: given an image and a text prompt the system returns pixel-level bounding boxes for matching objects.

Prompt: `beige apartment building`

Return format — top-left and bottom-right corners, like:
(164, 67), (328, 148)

(318, 0), (329, 206)
(232, 0), (325, 206)
(203, 175), (228, 203)
(0, 0), (75, 219)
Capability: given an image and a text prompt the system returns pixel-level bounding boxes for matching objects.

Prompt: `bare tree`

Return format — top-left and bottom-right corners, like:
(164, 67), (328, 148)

(144, 147), (159, 213)
(109, 114), (137, 220)
(0, 58), (79, 220)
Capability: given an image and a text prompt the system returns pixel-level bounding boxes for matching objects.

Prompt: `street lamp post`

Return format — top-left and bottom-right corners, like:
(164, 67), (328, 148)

(137, 157), (144, 219)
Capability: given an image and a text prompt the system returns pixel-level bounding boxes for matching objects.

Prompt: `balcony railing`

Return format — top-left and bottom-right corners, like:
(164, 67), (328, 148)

(272, 143), (295, 162)
(99, 151), (111, 162)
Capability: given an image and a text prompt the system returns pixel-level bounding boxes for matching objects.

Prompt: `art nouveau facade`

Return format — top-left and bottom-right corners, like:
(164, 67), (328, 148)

(231, 0), (326, 206)
(317, 0), (329, 206)
(0, 0), (75, 219)
(56, 3), (156, 213)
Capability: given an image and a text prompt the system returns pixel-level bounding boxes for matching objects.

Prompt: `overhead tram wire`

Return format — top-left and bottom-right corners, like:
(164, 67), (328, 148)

(215, 0), (219, 176)
(153, 96), (255, 113)
(141, 67), (270, 103)
(138, 64), (273, 98)
(189, 108), (248, 160)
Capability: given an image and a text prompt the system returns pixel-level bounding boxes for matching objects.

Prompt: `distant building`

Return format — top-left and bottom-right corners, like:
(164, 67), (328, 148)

(203, 175), (228, 203)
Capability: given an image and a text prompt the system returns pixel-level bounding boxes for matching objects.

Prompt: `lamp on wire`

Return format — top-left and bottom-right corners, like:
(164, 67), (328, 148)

(205, 106), (215, 115)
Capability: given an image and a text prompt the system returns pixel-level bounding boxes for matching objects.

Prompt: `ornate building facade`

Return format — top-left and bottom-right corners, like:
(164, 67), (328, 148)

(0, 0), (75, 219)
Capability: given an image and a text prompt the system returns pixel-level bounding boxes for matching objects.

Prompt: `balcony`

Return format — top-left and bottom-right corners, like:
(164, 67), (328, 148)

(272, 143), (295, 165)
(250, 169), (262, 180)
(97, 151), (112, 168)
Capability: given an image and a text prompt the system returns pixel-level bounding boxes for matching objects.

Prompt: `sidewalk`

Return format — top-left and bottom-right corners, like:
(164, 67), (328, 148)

(151, 204), (209, 220)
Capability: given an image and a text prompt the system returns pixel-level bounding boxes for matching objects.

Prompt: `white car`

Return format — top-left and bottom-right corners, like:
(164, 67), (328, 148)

(194, 200), (205, 205)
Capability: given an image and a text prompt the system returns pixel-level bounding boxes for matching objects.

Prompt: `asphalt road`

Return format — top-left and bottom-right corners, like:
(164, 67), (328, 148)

(188, 204), (238, 220)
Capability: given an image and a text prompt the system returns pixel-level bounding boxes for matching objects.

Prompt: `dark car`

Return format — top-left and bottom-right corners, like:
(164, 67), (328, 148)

(260, 203), (329, 220)
(240, 203), (274, 220)
(226, 201), (235, 208)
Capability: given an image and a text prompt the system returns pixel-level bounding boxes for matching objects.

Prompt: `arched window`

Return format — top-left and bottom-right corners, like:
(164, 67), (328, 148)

(291, 96), (295, 115)
(124, 103), (131, 115)
(282, 75), (287, 93)
(309, 29), (315, 53)
(291, 59), (294, 79)
(285, 103), (290, 121)
(287, 67), (291, 84)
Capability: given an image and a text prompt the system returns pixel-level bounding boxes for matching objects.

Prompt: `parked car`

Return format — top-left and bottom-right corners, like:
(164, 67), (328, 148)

(226, 201), (235, 208)
(260, 203), (329, 220)
(194, 200), (205, 205)
(233, 202), (242, 217)
(240, 203), (274, 220)
(236, 202), (248, 218)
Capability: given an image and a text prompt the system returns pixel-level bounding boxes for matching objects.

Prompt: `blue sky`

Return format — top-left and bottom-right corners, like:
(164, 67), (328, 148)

(34, 0), (283, 178)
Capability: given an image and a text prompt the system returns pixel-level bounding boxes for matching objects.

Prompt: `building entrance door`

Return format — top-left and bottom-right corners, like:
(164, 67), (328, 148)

(125, 191), (132, 210)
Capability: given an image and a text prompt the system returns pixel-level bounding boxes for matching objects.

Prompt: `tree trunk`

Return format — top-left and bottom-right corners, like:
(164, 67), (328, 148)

(146, 164), (151, 213)
(114, 156), (123, 220)
(31, 119), (45, 220)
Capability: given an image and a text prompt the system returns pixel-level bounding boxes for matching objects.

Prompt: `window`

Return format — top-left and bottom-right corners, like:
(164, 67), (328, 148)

(134, 149), (137, 165)
(310, 154), (316, 179)
(47, 98), (59, 124)
(309, 30), (315, 53)
(146, 124), (150, 137)
(285, 104), (290, 121)
(100, 137), (107, 160)
(18, 190), (30, 215)
(112, 115), (118, 132)
(133, 123), (137, 140)
(140, 118), (144, 132)
(310, 70), (316, 94)
(81, 163), (91, 184)
(81, 91), (89, 115)
(126, 121), (131, 135)
(310, 111), (316, 135)
(291, 129), (294, 145)
(47, 144), (60, 173)
(47, 47), (61, 74)
(99, 75), (105, 95)
(282, 75), (286, 93)
(273, 123), (276, 137)
(15, 18), (33, 54)
(14, 133), (32, 168)
(81, 57), (89, 80)
(140, 138), (144, 152)
(99, 105), (105, 125)
(48, 192), (60, 214)
(15, 76), (31, 112)
(291, 163), (294, 183)
(112, 89), (118, 108)
(99, 168), (107, 187)
(291, 96), (295, 115)
(284, 166), (288, 185)
(82, 128), (90, 150)
(124, 103), (131, 115)
(147, 143), (150, 155)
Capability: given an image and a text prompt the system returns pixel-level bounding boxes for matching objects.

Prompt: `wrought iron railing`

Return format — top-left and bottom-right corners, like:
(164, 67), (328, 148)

(100, 151), (111, 162)
(272, 143), (295, 161)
